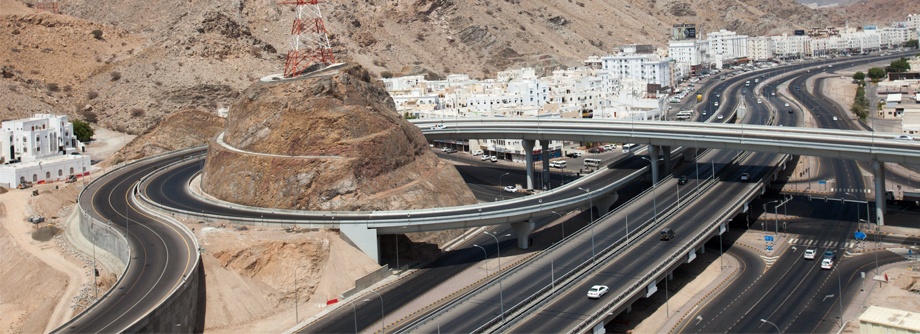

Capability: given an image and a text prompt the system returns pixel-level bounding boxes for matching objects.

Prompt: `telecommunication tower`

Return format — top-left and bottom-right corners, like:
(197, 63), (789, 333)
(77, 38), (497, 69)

(278, 0), (335, 77)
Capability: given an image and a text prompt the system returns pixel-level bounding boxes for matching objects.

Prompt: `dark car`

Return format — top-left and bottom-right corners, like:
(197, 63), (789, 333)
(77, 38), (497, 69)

(588, 148), (600, 153)
(677, 176), (688, 185)
(660, 228), (675, 241)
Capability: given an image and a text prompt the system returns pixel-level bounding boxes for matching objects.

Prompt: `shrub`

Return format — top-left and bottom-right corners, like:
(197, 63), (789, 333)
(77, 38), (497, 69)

(72, 119), (94, 142)
(110, 71), (121, 81)
(91, 29), (103, 40)
(130, 108), (145, 117)
(46, 83), (59, 92)
(86, 90), (98, 100)
(79, 109), (98, 123)
(380, 70), (393, 78)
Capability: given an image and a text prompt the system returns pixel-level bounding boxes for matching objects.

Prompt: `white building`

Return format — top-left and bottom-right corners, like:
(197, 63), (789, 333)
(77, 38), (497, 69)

(746, 37), (774, 61)
(840, 30), (881, 53)
(879, 27), (913, 48)
(707, 29), (749, 67)
(906, 14), (920, 31)
(590, 51), (673, 88)
(0, 114), (92, 188)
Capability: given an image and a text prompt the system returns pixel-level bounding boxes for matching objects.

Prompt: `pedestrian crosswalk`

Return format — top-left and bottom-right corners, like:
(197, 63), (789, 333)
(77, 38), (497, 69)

(787, 238), (860, 249)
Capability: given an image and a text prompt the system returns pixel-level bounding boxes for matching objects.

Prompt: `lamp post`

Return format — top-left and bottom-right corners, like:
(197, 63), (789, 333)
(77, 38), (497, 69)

(845, 193), (859, 223)
(484, 231), (511, 322)
(349, 300), (362, 333)
(764, 200), (780, 234)
(369, 290), (385, 333)
(640, 157), (660, 223)
(760, 319), (781, 333)
(498, 172), (510, 200)
(473, 244), (489, 277)
(551, 210), (566, 240)
(577, 187), (596, 262)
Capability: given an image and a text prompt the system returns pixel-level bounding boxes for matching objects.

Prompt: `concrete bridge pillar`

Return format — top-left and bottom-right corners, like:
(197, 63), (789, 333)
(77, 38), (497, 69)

(873, 160), (887, 226)
(662, 146), (672, 176)
(594, 191), (619, 216)
(540, 141), (551, 190)
(648, 145), (660, 184)
(511, 220), (535, 249)
(523, 140), (536, 190)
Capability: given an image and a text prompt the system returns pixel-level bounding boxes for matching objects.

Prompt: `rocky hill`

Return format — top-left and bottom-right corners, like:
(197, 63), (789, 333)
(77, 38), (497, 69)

(201, 64), (477, 211)
(1, 0), (917, 145)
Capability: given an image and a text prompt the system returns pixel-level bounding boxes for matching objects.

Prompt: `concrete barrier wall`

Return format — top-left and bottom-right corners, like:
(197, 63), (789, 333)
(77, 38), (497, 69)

(340, 265), (390, 299)
(123, 258), (204, 333)
(79, 212), (130, 265)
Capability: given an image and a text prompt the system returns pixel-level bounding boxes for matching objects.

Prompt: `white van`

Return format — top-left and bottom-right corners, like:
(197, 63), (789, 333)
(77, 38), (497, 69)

(584, 158), (602, 168)
(549, 160), (567, 168)
(621, 143), (638, 153)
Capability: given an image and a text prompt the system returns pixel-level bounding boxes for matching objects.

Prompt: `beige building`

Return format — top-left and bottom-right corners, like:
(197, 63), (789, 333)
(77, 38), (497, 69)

(859, 305), (920, 333)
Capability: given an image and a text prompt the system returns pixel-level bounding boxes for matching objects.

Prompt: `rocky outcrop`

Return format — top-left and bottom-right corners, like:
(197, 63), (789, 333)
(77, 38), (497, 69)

(201, 64), (477, 211)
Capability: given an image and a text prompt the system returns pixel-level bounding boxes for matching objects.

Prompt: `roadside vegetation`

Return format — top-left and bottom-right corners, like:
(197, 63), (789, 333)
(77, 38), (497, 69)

(851, 56), (913, 120)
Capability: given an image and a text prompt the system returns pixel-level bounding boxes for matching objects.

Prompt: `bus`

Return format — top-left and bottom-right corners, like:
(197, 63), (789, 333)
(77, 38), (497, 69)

(584, 158), (602, 168)
(622, 143), (639, 153)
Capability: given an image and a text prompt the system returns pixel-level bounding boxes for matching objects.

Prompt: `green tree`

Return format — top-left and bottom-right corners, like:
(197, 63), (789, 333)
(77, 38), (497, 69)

(867, 67), (887, 81)
(886, 58), (911, 73)
(852, 71), (865, 82)
(72, 119), (94, 142)
(905, 39), (919, 48)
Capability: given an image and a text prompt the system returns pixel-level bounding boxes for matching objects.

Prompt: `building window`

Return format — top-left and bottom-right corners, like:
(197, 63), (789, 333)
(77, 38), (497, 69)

(33, 174), (37, 182)
(45, 171), (51, 179)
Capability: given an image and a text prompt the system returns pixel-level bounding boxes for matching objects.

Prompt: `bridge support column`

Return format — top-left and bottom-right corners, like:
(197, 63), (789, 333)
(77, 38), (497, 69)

(662, 146), (672, 176)
(699, 245), (705, 254)
(667, 271), (673, 281)
(873, 160), (887, 226)
(540, 141), (551, 190)
(648, 145), (660, 184)
(511, 220), (535, 249)
(594, 191), (619, 216)
(523, 140), (536, 190)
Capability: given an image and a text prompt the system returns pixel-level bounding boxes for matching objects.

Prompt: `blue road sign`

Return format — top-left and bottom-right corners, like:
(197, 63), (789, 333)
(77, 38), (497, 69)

(765, 235), (775, 242)
(818, 180), (827, 185)
(855, 231), (867, 240)
(767, 245), (773, 251)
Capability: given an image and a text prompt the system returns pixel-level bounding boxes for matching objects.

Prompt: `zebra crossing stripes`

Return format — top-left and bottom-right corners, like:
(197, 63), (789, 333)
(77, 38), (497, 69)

(787, 238), (857, 249)
(829, 188), (871, 194)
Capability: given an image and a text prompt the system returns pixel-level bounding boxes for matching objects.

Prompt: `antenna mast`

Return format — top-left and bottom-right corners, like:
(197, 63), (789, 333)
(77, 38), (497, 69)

(278, 0), (335, 77)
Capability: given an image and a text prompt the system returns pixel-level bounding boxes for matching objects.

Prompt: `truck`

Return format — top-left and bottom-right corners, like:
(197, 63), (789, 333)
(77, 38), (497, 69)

(904, 190), (920, 204)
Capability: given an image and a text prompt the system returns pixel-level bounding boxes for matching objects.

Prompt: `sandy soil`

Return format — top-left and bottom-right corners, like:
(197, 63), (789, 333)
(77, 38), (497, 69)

(0, 127), (130, 333)
(188, 222), (380, 333)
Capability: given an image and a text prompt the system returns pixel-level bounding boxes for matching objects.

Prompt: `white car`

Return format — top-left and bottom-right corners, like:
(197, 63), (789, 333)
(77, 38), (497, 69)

(717, 115), (724, 120)
(757, 99), (762, 104)
(430, 123), (446, 130)
(821, 258), (834, 269)
(490, 156), (498, 162)
(714, 102), (719, 107)
(587, 285), (609, 299)
(895, 135), (914, 141)
(804, 249), (817, 260)
(503, 185), (517, 193)
(740, 173), (750, 181)
(481, 155), (490, 161)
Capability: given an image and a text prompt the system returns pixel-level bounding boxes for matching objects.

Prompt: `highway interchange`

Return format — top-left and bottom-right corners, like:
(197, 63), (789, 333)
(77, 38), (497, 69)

(66, 52), (920, 333)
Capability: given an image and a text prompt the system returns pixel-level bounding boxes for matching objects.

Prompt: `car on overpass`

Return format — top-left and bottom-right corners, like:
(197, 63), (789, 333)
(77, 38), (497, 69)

(503, 185), (517, 193)
(587, 285), (609, 299)
(740, 173), (750, 181)
(678, 175), (688, 185)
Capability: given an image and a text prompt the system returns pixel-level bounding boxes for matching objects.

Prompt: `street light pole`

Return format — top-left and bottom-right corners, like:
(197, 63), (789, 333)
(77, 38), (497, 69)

(370, 290), (384, 333)
(498, 172), (510, 200)
(760, 319), (781, 333)
(577, 187), (596, 262)
(484, 231), (511, 322)
(551, 210), (566, 240)
(349, 300), (360, 333)
(473, 244), (489, 277)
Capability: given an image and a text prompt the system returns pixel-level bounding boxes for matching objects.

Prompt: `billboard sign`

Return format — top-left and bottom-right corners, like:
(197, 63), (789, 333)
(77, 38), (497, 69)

(864, 25), (877, 31)
(794, 29), (805, 36)
(672, 24), (697, 40)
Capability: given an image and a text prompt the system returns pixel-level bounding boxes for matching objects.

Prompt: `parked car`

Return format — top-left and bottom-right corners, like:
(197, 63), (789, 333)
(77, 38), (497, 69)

(587, 285), (609, 299)
(481, 155), (490, 161)
(490, 156), (498, 162)
(588, 148), (601, 153)
(740, 173), (750, 181)
(566, 152), (581, 158)
(804, 249), (817, 260)
(471, 150), (484, 156)
(503, 185), (517, 193)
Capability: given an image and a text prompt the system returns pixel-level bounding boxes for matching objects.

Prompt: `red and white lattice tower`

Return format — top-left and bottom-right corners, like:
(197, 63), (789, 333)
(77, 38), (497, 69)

(278, 0), (335, 77)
